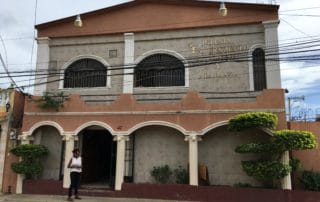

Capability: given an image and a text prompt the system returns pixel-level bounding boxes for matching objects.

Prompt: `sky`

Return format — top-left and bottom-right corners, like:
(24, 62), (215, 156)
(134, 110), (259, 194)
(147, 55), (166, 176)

(0, 0), (320, 120)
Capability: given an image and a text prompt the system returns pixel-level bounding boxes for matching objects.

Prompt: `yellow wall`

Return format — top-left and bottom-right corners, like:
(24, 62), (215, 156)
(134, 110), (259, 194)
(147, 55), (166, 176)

(0, 89), (14, 114)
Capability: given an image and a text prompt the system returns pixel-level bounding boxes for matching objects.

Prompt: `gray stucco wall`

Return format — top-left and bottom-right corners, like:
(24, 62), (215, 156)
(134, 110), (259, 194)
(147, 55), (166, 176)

(45, 24), (265, 103)
(48, 34), (124, 95)
(134, 24), (265, 93)
(198, 126), (270, 186)
(33, 126), (63, 180)
(133, 126), (188, 183)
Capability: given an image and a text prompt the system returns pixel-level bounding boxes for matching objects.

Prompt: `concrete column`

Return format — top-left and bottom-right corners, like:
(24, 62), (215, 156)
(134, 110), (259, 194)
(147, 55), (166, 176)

(123, 33), (134, 94)
(34, 37), (50, 96)
(114, 135), (129, 191)
(16, 133), (31, 194)
(263, 20), (281, 89)
(62, 133), (75, 188)
(185, 133), (201, 186)
(280, 151), (292, 190)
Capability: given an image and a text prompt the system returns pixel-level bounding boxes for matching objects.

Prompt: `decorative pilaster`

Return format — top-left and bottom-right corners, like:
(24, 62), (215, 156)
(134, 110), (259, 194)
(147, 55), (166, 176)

(62, 133), (75, 188)
(113, 134), (129, 191)
(281, 151), (292, 189)
(185, 133), (202, 186)
(34, 37), (50, 96)
(263, 20), (281, 89)
(123, 33), (134, 93)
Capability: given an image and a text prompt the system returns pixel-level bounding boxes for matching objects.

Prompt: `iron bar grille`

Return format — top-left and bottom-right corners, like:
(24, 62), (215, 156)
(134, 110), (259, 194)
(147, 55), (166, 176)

(253, 48), (266, 91)
(64, 59), (107, 88)
(134, 54), (185, 87)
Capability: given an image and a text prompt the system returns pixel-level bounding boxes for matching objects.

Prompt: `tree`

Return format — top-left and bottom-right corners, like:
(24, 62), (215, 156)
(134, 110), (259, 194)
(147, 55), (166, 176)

(10, 144), (49, 179)
(229, 112), (317, 188)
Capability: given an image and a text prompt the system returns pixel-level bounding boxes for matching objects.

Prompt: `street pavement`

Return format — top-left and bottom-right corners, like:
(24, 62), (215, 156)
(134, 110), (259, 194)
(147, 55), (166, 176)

(0, 194), (190, 202)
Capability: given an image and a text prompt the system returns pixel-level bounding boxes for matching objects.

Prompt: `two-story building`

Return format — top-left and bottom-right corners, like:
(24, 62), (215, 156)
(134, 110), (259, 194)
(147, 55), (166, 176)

(8, 0), (289, 194)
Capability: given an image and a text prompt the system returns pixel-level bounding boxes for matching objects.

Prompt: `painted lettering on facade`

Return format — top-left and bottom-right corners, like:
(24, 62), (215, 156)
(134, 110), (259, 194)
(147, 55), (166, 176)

(189, 38), (249, 57)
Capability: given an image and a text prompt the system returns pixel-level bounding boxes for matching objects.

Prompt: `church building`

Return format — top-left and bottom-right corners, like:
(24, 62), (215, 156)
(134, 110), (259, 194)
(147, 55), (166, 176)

(4, 0), (288, 194)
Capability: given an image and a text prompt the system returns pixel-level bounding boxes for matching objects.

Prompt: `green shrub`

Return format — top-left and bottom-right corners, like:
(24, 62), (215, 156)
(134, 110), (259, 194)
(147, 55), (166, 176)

(235, 143), (275, 154)
(229, 112), (278, 131)
(150, 165), (172, 184)
(301, 170), (320, 191)
(229, 112), (317, 189)
(10, 144), (49, 179)
(290, 157), (303, 172)
(272, 130), (317, 152)
(11, 162), (42, 177)
(242, 160), (291, 187)
(11, 144), (48, 159)
(38, 92), (65, 110)
(173, 166), (188, 184)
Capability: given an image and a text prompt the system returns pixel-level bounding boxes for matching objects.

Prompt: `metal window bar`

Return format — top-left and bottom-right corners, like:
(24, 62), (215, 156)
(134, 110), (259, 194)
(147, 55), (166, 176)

(134, 54), (185, 87)
(253, 48), (266, 91)
(64, 59), (107, 88)
(124, 135), (134, 182)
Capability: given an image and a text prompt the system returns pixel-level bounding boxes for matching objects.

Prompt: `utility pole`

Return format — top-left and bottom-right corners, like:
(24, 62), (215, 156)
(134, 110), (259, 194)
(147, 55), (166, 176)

(288, 96), (305, 121)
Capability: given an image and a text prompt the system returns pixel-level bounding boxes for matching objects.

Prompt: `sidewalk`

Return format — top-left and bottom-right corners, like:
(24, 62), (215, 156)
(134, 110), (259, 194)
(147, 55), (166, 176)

(0, 194), (188, 202)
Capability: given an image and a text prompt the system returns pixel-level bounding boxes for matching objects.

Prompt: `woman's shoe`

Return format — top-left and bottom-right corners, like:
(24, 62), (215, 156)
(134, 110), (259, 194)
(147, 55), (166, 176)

(75, 196), (82, 200)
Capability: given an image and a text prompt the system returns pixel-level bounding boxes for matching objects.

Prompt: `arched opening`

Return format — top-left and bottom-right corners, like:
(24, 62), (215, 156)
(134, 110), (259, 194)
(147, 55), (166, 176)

(76, 125), (116, 188)
(252, 48), (266, 91)
(134, 54), (185, 87)
(127, 125), (188, 184)
(32, 126), (64, 181)
(64, 58), (107, 88)
(198, 125), (270, 186)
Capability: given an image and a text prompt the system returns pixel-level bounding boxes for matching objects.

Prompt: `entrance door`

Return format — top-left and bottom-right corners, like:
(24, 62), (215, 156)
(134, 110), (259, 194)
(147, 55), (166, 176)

(81, 130), (116, 188)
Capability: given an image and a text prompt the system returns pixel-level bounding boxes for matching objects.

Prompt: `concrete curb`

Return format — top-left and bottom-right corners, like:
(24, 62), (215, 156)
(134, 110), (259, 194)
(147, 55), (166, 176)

(0, 194), (188, 202)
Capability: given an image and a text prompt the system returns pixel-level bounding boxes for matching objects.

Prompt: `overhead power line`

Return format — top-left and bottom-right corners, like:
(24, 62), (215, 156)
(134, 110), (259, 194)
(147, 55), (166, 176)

(280, 18), (313, 38)
(4, 35), (320, 71)
(1, 35), (320, 79)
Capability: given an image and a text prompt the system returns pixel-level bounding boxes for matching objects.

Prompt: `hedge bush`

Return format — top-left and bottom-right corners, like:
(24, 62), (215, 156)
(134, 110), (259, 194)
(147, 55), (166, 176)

(301, 170), (320, 191)
(10, 144), (48, 179)
(174, 166), (188, 184)
(272, 130), (318, 152)
(242, 160), (291, 187)
(11, 144), (48, 159)
(150, 165), (172, 184)
(229, 112), (278, 131)
(230, 112), (317, 189)
(235, 143), (274, 154)
(11, 162), (42, 176)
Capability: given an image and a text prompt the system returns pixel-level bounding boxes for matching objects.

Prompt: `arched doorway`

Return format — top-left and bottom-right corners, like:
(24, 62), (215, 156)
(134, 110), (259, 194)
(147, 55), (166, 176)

(32, 125), (64, 181)
(76, 126), (116, 188)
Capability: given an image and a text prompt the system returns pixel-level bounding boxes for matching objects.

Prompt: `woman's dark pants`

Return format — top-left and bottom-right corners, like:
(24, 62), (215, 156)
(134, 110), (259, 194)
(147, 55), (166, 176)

(68, 172), (81, 197)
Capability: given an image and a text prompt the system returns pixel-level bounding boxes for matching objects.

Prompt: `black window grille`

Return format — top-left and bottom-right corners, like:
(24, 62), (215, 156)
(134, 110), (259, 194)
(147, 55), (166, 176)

(134, 54), (185, 87)
(253, 48), (266, 91)
(64, 59), (107, 88)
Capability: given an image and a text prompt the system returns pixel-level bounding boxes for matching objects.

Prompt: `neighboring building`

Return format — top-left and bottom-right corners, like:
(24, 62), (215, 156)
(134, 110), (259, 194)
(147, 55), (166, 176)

(14, 0), (288, 194)
(0, 88), (24, 193)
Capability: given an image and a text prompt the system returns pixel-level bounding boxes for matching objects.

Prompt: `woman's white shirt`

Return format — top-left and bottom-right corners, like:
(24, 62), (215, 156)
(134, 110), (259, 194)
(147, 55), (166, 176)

(70, 157), (82, 173)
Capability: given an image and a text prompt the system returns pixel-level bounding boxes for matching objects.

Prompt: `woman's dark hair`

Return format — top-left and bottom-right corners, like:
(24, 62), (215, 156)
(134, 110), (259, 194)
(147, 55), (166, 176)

(72, 148), (80, 153)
